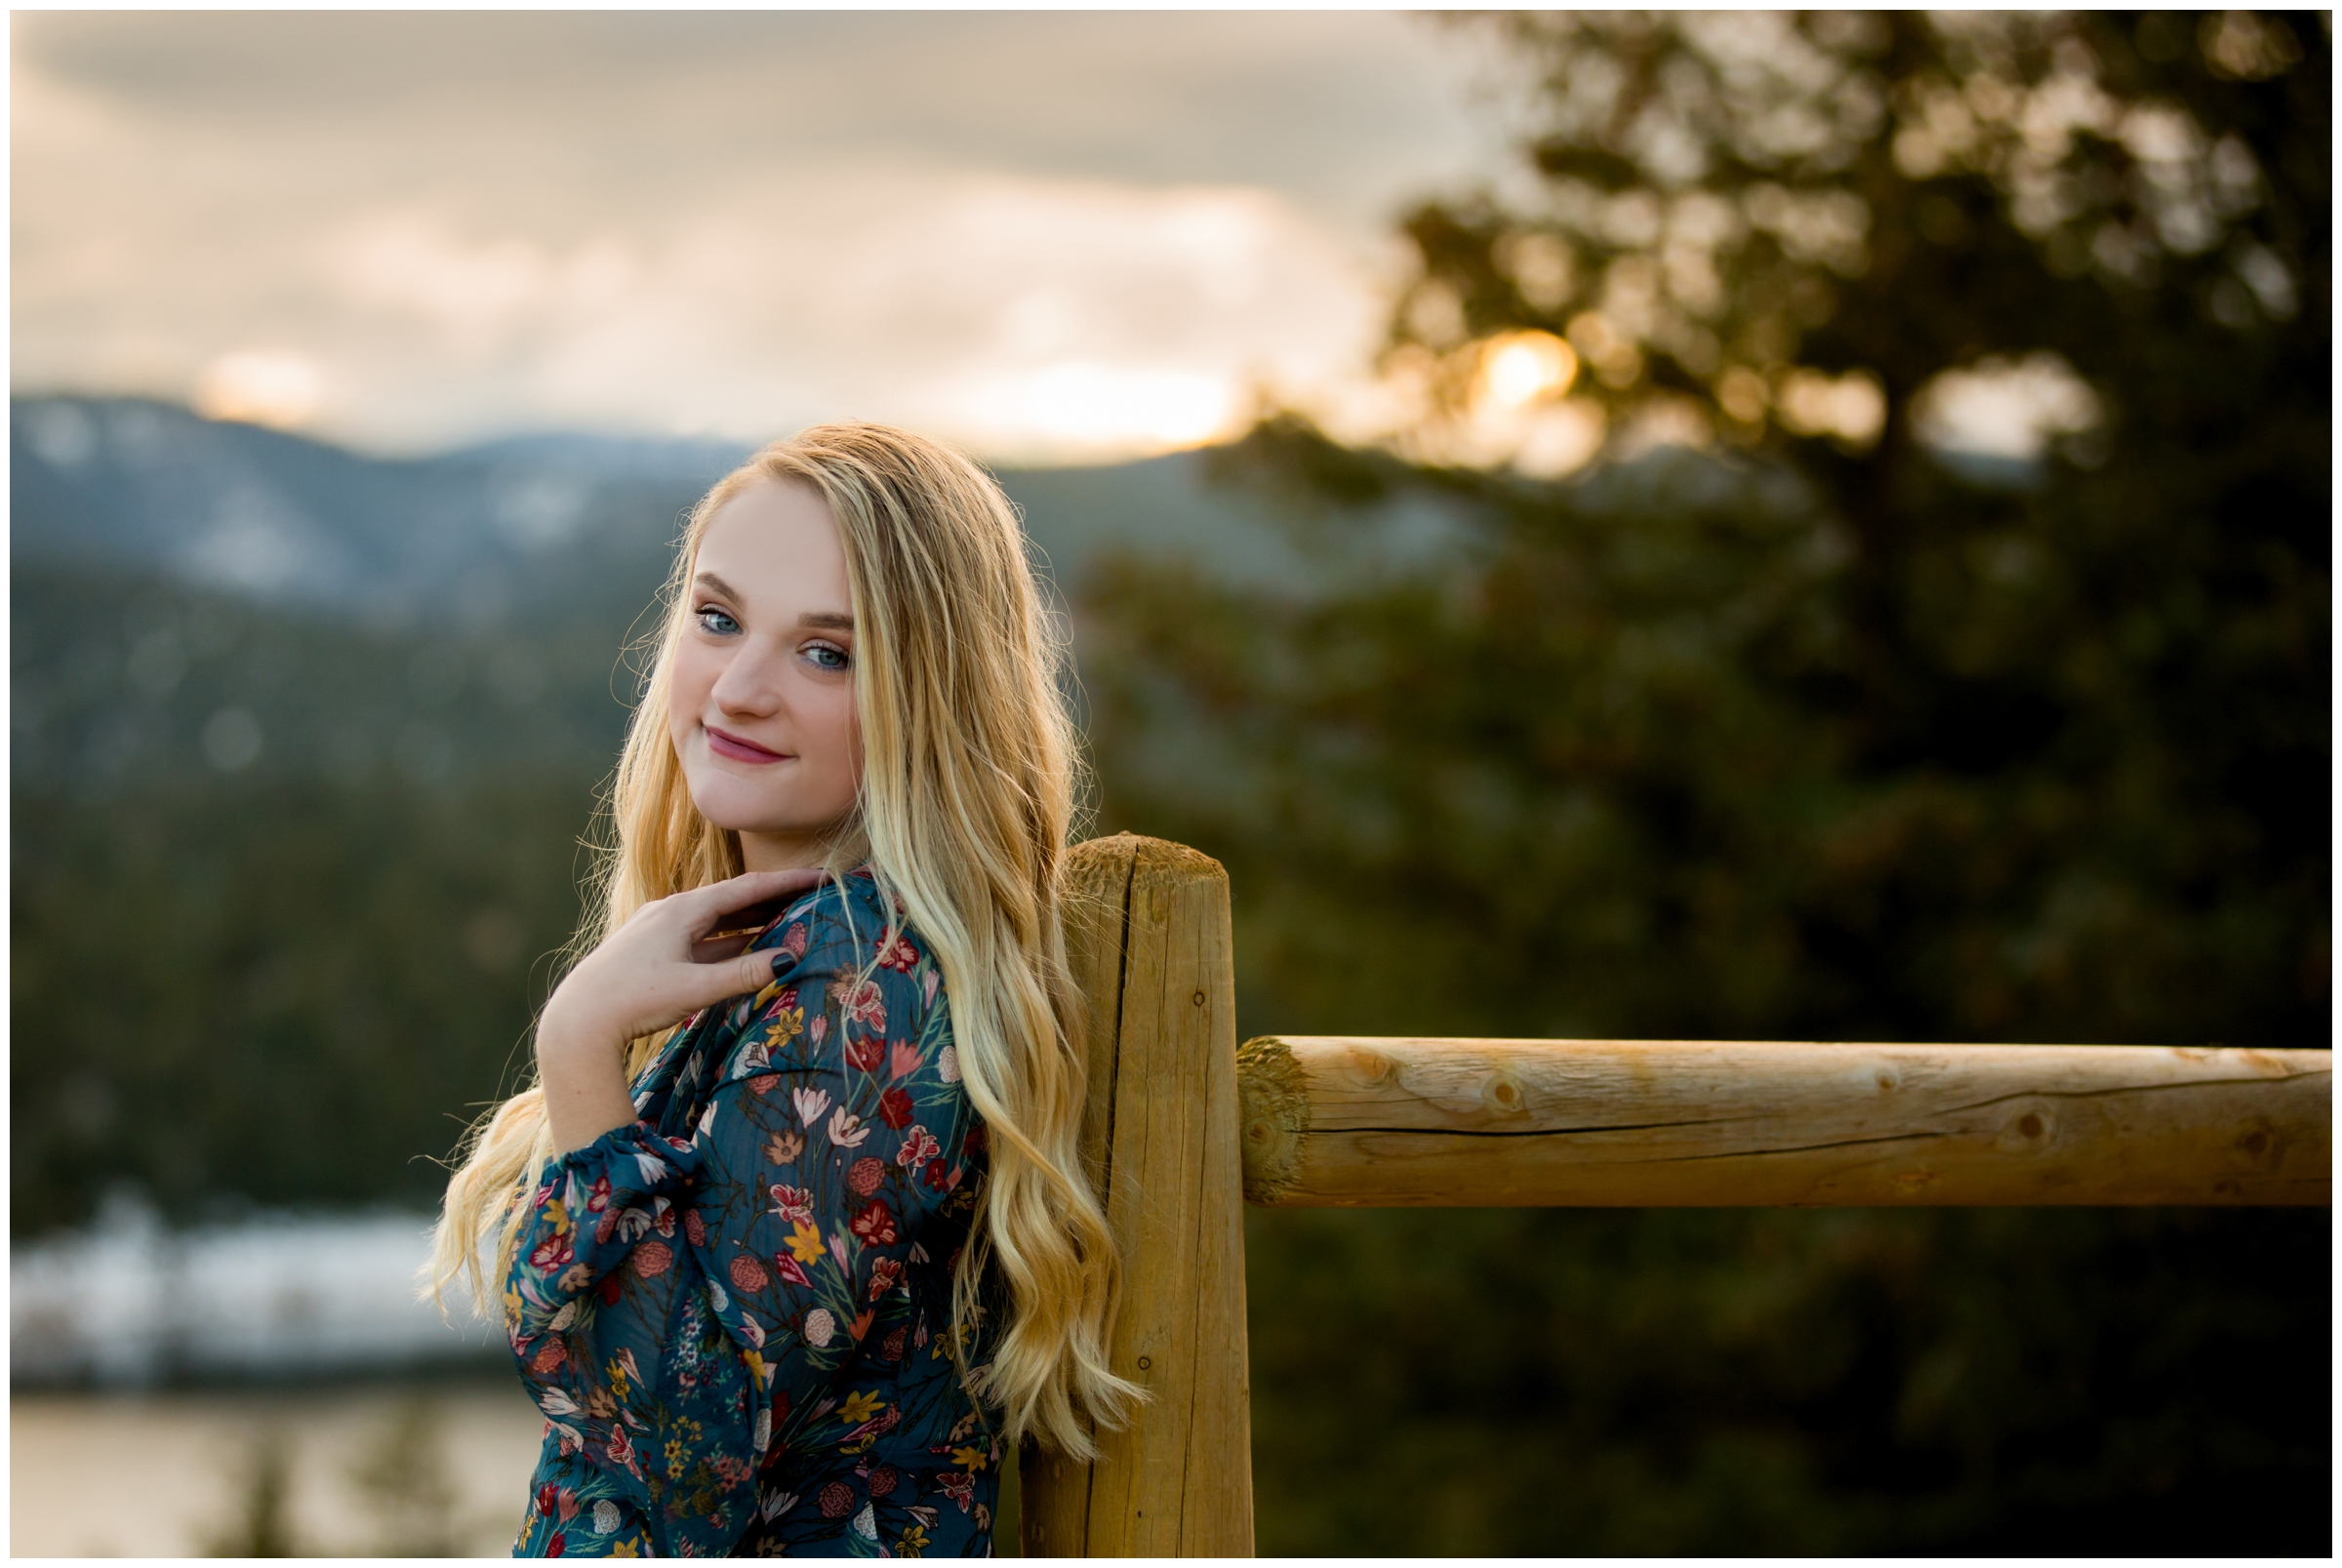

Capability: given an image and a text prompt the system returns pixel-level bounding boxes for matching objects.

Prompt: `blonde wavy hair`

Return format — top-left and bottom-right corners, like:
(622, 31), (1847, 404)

(429, 422), (1141, 1457)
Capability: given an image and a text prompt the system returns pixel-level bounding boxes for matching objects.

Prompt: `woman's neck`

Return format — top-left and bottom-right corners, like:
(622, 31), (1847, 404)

(737, 832), (825, 873)
(736, 822), (863, 874)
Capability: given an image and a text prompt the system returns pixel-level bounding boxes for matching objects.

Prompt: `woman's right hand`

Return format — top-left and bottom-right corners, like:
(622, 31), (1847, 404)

(536, 868), (828, 1152)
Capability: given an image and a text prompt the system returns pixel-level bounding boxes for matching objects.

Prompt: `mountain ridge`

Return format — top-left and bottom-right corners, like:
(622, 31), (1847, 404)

(11, 395), (1329, 625)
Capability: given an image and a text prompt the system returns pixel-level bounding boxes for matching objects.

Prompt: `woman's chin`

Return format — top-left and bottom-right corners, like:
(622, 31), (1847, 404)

(688, 795), (834, 849)
(684, 782), (787, 836)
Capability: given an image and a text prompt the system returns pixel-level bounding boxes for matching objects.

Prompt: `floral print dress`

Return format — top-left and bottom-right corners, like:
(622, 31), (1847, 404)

(505, 871), (1003, 1557)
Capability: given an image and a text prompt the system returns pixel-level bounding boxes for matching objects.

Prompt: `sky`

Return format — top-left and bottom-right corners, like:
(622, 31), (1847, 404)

(12, 12), (1516, 463)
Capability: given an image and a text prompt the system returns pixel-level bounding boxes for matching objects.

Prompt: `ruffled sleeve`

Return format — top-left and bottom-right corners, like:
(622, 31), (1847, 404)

(505, 1119), (704, 1351)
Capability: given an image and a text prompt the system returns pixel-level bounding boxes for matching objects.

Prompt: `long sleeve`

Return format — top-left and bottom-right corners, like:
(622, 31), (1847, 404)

(505, 1120), (704, 1366)
(507, 878), (992, 1558)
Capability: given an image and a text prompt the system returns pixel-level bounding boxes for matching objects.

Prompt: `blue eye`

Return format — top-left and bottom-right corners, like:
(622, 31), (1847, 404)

(696, 608), (740, 636)
(805, 643), (851, 672)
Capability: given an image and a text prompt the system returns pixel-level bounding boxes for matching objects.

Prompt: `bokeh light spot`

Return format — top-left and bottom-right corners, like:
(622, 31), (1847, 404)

(1479, 331), (1578, 409)
(201, 706), (264, 772)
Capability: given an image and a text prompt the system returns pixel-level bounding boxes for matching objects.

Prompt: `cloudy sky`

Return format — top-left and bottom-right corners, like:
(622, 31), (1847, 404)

(13, 12), (1517, 462)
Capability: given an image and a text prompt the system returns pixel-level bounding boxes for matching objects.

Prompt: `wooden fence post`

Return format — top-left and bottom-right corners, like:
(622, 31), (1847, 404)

(1020, 834), (1256, 1556)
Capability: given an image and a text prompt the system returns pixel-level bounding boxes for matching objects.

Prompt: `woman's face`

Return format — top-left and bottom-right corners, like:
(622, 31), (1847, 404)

(666, 478), (863, 871)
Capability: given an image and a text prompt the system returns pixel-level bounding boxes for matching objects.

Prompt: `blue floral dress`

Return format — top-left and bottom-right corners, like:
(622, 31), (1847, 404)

(504, 870), (1003, 1557)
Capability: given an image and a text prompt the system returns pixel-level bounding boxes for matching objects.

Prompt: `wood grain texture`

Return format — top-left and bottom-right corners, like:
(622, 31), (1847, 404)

(1240, 1037), (2331, 1208)
(1017, 834), (1136, 1557)
(1020, 836), (1256, 1556)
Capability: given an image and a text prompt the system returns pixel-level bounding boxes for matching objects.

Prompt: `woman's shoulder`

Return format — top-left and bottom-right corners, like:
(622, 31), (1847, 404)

(748, 866), (918, 970)
(717, 868), (949, 1086)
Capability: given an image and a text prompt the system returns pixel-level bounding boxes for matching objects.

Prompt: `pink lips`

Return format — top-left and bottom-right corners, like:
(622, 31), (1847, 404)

(705, 724), (788, 764)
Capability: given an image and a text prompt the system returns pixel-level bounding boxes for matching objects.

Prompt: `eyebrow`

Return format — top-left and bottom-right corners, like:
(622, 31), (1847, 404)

(693, 571), (855, 632)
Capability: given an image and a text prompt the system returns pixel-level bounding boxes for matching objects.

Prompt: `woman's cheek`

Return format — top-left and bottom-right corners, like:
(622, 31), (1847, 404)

(825, 689), (863, 809)
(666, 647), (715, 742)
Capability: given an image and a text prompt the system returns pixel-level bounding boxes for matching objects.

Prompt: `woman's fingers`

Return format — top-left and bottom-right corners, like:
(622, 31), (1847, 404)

(731, 946), (788, 998)
(689, 930), (756, 966)
(683, 867), (830, 935)
(555, 869), (830, 1047)
(654, 946), (794, 1025)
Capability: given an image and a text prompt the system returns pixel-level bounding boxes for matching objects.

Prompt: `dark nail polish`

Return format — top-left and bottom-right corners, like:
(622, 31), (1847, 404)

(772, 952), (788, 979)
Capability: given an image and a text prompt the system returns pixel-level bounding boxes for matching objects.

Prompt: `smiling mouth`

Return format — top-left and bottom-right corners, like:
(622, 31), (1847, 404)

(705, 724), (789, 764)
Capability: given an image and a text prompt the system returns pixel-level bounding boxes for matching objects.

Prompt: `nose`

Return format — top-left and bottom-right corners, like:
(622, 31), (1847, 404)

(707, 633), (789, 718)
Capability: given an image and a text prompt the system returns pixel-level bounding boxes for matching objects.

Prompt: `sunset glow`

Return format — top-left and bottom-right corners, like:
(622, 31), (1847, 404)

(11, 13), (1502, 462)
(978, 364), (1240, 459)
(190, 350), (325, 429)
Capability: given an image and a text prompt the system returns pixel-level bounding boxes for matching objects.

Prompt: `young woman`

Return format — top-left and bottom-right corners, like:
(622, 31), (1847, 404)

(432, 422), (1140, 1557)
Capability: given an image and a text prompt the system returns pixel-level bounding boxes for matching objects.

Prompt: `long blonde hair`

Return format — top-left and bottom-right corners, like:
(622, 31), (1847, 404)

(430, 422), (1141, 1457)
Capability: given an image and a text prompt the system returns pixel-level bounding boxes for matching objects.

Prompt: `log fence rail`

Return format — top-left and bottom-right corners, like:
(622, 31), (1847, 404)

(1018, 835), (2332, 1555)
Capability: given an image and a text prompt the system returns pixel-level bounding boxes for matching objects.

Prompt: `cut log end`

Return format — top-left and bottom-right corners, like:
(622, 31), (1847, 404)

(1236, 1037), (1310, 1205)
